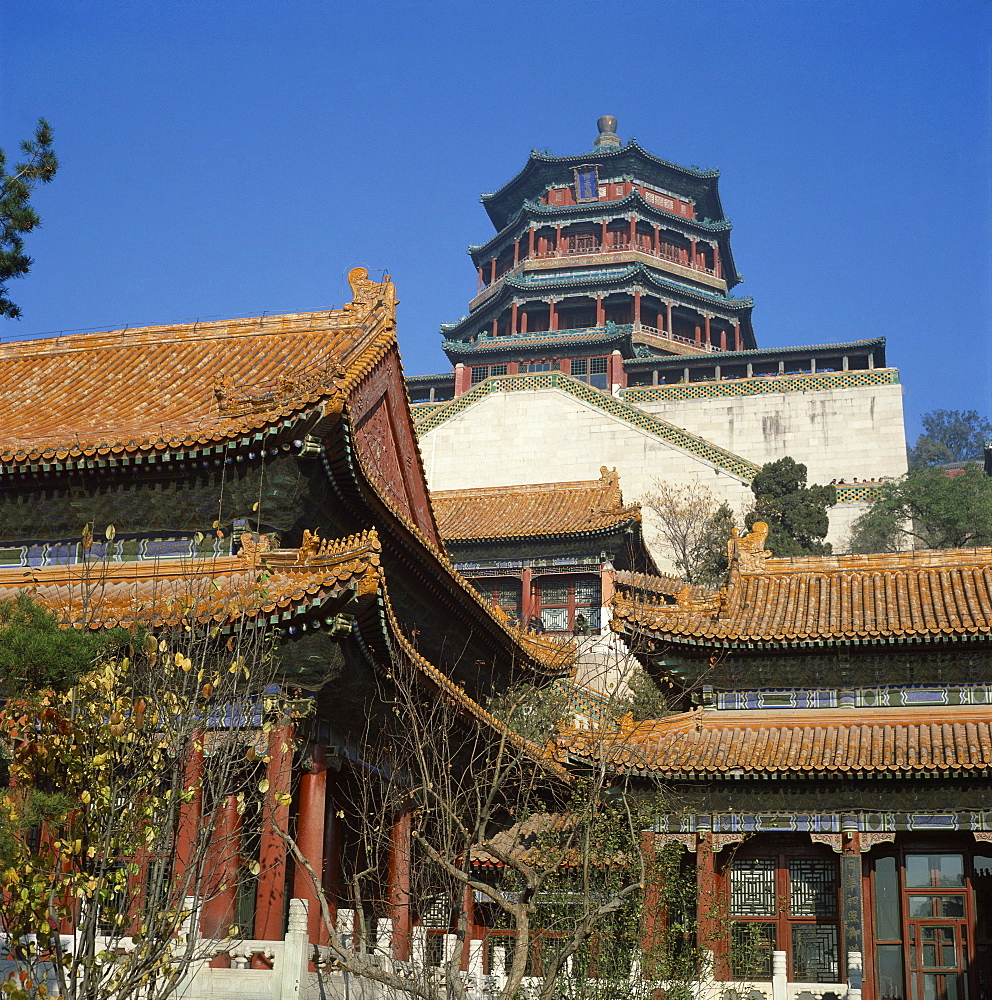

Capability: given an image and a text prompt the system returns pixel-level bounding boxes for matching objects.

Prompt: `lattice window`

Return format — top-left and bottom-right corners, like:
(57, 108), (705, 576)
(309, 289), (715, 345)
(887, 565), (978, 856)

(470, 577), (522, 619)
(791, 925), (839, 982)
(470, 364), (508, 384)
(790, 859), (838, 917)
(730, 860), (775, 916)
(731, 921), (774, 978)
(536, 575), (601, 633)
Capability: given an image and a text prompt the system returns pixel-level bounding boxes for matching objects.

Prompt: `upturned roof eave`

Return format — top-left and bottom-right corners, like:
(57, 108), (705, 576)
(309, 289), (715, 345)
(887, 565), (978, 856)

(441, 265), (754, 341)
(443, 518), (641, 547)
(480, 141), (722, 231)
(469, 190), (735, 265)
(617, 620), (992, 650)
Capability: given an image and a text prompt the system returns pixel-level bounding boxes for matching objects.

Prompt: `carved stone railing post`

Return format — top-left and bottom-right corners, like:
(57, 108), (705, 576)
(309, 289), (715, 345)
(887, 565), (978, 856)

(771, 950), (787, 1000)
(847, 951), (863, 1000)
(279, 898), (309, 1000)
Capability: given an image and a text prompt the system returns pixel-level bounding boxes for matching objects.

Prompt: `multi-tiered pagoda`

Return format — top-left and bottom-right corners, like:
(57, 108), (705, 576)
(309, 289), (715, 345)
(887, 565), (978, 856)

(408, 116), (884, 403)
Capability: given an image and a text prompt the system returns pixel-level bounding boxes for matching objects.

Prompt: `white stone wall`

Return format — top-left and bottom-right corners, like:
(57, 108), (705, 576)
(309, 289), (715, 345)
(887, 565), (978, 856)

(418, 383), (905, 575)
(629, 382), (908, 485)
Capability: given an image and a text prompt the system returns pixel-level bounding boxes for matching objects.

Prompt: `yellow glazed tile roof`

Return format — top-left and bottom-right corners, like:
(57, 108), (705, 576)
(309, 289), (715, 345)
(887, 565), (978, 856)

(0, 530), (382, 630)
(558, 705), (992, 776)
(432, 467), (640, 542)
(0, 268), (395, 467)
(612, 525), (992, 645)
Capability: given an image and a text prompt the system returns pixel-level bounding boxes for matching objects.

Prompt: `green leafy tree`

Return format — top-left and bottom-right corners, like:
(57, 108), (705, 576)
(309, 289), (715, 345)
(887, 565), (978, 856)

(623, 663), (671, 722)
(1, 119), (58, 319)
(850, 464), (992, 552)
(694, 501), (737, 586)
(0, 594), (127, 693)
(745, 457), (837, 557)
(909, 409), (992, 468)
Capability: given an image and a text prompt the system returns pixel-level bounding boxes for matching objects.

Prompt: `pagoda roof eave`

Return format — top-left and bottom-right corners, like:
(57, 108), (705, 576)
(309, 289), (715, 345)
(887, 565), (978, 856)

(443, 325), (634, 361)
(480, 141), (723, 231)
(440, 264), (754, 341)
(469, 189), (735, 265)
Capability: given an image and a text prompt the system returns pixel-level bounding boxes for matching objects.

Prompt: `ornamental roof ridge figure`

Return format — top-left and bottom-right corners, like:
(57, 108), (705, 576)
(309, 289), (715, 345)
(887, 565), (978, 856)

(593, 114), (621, 150)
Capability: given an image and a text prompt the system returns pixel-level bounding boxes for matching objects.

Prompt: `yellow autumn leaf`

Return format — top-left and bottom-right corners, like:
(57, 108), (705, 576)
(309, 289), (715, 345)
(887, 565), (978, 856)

(258, 778), (270, 793)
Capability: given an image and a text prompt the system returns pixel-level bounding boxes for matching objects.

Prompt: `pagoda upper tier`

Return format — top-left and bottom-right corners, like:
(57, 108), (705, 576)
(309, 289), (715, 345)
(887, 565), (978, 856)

(439, 117), (756, 379)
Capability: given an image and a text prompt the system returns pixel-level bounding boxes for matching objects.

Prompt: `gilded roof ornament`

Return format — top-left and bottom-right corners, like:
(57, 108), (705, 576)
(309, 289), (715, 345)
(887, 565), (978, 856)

(729, 521), (771, 573)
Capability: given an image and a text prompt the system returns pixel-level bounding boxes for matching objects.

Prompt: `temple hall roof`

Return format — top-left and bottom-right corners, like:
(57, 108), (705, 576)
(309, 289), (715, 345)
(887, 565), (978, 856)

(0, 529), (384, 631)
(431, 468), (640, 543)
(612, 530), (992, 648)
(0, 268), (395, 470)
(557, 705), (992, 778)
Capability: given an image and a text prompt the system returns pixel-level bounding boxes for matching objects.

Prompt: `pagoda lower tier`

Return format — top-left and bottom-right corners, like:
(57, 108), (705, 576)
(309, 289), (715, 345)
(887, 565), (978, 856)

(406, 336), (887, 402)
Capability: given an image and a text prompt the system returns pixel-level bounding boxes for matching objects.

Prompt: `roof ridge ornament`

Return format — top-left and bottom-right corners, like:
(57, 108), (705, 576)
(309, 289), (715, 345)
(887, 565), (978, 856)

(593, 115), (621, 150)
(729, 521), (771, 573)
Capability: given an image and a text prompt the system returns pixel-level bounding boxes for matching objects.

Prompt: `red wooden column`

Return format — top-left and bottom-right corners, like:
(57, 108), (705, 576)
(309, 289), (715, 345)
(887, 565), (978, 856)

(639, 831), (664, 976)
(510, 301), (518, 336)
(600, 219), (608, 248)
(633, 290), (642, 326)
(714, 244), (722, 278)
(255, 720), (294, 942)
(489, 259), (496, 284)
(690, 238), (698, 268)
(628, 216), (636, 247)
(320, 769), (341, 946)
(554, 225), (562, 255)
(652, 224), (660, 255)
(491, 316), (499, 338)
(694, 319), (702, 346)
(202, 794), (242, 940)
(595, 295), (604, 326)
(696, 831), (719, 970)
(175, 731), (205, 893)
(519, 309), (528, 335)
(460, 884), (475, 971)
(665, 301), (673, 334)
(294, 744), (327, 948)
(388, 802), (413, 961)
(704, 314), (712, 347)
(720, 327), (727, 351)
(549, 300), (558, 331)
(527, 227), (535, 258)
(477, 268), (483, 293)
(520, 567), (534, 625)
(609, 350), (626, 389)
(733, 320), (742, 351)
(513, 239), (520, 266)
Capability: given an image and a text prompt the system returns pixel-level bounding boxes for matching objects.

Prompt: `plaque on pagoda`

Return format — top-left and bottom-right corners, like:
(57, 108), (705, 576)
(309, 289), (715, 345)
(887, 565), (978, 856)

(572, 164), (600, 203)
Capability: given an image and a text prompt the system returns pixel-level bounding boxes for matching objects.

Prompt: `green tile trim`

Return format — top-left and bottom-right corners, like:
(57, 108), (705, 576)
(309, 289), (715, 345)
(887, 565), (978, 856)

(835, 482), (884, 503)
(621, 368), (900, 404)
(414, 372), (760, 481)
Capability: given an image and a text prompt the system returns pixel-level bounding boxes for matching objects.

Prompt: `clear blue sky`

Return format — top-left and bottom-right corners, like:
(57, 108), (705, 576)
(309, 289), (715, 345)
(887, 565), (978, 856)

(3, 0), (989, 445)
